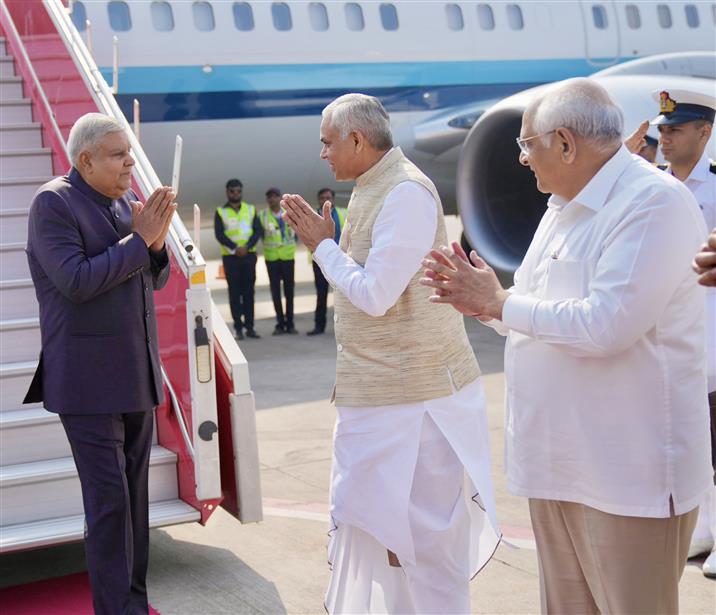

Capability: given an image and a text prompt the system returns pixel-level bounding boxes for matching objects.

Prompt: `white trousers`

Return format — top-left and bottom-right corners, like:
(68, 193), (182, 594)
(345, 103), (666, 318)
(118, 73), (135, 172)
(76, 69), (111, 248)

(692, 485), (716, 544)
(326, 413), (473, 614)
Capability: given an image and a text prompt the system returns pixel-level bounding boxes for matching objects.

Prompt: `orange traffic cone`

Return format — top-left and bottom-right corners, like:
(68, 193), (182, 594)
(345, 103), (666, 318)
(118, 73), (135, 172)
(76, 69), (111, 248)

(217, 264), (226, 279)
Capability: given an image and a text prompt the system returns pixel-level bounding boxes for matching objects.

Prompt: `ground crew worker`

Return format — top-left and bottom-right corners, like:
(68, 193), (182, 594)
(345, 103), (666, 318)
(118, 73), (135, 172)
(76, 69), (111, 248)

(307, 188), (346, 336)
(650, 89), (716, 578)
(214, 178), (262, 340)
(260, 187), (298, 335)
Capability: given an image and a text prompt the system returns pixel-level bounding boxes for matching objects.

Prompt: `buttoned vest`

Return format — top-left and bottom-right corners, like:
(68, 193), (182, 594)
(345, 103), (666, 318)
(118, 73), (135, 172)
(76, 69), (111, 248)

(259, 208), (296, 261)
(217, 202), (256, 255)
(333, 147), (480, 407)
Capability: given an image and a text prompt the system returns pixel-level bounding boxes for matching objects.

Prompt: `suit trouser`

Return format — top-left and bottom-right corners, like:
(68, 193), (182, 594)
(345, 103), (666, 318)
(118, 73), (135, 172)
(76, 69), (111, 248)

(266, 259), (295, 328)
(312, 260), (329, 331)
(529, 498), (698, 615)
(60, 411), (154, 615)
(223, 253), (257, 332)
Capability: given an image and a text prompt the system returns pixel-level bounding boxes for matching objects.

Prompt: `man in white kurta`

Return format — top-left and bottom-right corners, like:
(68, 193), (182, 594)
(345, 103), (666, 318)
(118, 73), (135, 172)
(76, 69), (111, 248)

(649, 89), (716, 577)
(282, 93), (500, 614)
(422, 79), (711, 613)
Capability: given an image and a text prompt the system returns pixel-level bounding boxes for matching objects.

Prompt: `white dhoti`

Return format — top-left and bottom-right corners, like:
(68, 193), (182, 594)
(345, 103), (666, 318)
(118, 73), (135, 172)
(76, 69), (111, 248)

(325, 378), (501, 614)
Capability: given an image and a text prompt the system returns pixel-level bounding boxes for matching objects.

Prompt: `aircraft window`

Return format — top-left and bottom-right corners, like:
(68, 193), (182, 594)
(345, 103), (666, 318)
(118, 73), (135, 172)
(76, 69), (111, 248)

(625, 4), (641, 28)
(151, 2), (174, 32)
(657, 4), (672, 28)
(309, 3), (329, 31)
(445, 4), (464, 30)
(108, 1), (131, 32)
(592, 5), (608, 29)
(506, 4), (524, 30)
(70, 1), (87, 31)
(193, 1), (215, 31)
(684, 4), (700, 27)
(345, 3), (365, 31)
(272, 2), (292, 31)
(380, 4), (399, 30)
(477, 4), (495, 30)
(233, 2), (254, 31)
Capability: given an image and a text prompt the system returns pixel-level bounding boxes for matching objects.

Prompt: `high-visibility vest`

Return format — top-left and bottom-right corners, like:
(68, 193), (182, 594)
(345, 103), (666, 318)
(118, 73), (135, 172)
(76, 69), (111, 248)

(217, 202), (256, 255)
(259, 208), (296, 261)
(307, 206), (348, 263)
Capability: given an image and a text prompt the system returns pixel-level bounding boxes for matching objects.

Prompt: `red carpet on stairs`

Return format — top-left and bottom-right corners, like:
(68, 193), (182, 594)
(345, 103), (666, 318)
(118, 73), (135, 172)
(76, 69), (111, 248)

(0, 572), (160, 614)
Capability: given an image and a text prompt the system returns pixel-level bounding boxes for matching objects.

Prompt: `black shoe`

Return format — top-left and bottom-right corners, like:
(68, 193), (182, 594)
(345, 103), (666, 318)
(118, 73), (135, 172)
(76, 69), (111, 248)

(272, 325), (286, 336)
(245, 329), (261, 339)
(235, 329), (244, 340)
(306, 328), (325, 336)
(285, 326), (298, 335)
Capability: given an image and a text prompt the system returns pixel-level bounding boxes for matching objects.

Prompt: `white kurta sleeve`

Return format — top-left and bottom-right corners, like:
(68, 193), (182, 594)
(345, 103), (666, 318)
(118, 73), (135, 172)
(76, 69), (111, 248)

(313, 181), (438, 317)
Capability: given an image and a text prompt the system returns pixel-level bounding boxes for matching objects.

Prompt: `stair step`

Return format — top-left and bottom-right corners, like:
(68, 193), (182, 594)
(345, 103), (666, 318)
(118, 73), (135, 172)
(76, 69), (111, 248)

(0, 55), (15, 79)
(0, 278), (38, 321)
(0, 208), (29, 244)
(0, 359), (38, 412)
(0, 38), (6, 57)
(0, 75), (23, 100)
(0, 99), (32, 124)
(0, 445), (179, 526)
(0, 498), (199, 553)
(0, 316), (40, 363)
(0, 242), (29, 279)
(0, 407), (68, 465)
(0, 122), (42, 150)
(0, 148), (52, 178)
(0, 176), (51, 212)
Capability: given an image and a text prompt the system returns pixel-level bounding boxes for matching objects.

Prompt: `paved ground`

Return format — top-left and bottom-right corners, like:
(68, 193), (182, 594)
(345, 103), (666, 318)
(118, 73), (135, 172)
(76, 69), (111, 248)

(2, 231), (714, 614)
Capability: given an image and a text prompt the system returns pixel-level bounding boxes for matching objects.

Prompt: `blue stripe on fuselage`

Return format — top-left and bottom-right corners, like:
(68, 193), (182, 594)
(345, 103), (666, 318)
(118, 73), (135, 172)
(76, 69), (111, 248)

(105, 58), (615, 123)
(115, 83), (539, 123)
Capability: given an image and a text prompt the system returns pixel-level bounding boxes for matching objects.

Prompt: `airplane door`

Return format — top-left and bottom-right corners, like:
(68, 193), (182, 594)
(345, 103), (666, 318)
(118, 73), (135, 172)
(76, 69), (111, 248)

(580, 1), (620, 67)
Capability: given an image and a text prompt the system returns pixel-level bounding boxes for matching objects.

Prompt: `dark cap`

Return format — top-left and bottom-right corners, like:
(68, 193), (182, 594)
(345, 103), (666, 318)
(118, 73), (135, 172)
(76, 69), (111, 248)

(265, 187), (281, 197)
(650, 89), (716, 126)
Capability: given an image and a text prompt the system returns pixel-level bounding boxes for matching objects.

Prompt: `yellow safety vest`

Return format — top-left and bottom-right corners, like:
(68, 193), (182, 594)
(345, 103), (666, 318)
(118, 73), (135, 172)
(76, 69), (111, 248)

(217, 202), (256, 255)
(307, 206), (347, 262)
(259, 208), (296, 261)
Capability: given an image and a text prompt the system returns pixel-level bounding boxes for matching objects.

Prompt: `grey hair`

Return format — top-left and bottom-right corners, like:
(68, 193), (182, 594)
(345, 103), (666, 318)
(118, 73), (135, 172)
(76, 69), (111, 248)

(322, 93), (394, 150)
(528, 78), (624, 152)
(67, 113), (127, 166)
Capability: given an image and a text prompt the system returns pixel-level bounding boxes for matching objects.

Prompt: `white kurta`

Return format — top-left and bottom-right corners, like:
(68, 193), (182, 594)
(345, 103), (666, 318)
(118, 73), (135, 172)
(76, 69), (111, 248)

(313, 180), (500, 614)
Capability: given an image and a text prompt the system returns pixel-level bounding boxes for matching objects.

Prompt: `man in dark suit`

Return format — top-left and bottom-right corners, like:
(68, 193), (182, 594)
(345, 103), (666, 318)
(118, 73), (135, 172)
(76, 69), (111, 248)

(25, 112), (176, 615)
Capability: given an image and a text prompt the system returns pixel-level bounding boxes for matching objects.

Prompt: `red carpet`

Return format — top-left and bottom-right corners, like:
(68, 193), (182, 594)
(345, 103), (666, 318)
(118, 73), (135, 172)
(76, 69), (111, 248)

(0, 572), (160, 614)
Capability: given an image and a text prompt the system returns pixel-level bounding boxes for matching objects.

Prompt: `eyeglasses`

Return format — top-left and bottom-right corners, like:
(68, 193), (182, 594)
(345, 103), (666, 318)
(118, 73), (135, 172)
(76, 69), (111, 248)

(515, 130), (556, 156)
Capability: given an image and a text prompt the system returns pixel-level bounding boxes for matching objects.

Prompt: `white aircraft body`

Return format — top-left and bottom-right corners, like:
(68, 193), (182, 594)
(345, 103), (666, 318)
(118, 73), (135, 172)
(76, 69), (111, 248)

(69, 0), (716, 224)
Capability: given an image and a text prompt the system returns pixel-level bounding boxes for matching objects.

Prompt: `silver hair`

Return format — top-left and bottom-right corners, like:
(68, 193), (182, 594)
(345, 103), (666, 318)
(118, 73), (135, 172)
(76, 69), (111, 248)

(322, 93), (394, 150)
(67, 113), (127, 166)
(528, 78), (624, 152)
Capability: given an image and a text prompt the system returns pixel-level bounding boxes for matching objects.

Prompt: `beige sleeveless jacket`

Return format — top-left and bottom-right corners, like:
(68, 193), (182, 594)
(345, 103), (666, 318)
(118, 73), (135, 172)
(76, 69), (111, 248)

(333, 147), (480, 407)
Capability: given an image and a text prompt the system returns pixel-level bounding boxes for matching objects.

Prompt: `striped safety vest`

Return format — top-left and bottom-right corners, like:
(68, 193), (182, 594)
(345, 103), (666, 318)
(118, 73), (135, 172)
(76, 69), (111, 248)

(217, 202), (256, 255)
(259, 208), (296, 261)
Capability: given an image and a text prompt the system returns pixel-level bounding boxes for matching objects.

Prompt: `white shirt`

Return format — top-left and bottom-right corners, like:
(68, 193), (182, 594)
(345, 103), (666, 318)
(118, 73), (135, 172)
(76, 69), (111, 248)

(499, 146), (711, 518)
(314, 179), (500, 571)
(313, 181), (437, 316)
(675, 152), (716, 391)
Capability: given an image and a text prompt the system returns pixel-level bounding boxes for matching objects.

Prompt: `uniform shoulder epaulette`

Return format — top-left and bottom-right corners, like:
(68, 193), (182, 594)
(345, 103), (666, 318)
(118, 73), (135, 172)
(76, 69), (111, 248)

(654, 163), (670, 171)
(709, 161), (716, 175)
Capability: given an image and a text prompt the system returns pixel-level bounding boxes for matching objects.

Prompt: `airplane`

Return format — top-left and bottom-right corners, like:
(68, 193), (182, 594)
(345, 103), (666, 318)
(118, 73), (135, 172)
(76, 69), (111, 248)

(66, 0), (716, 252)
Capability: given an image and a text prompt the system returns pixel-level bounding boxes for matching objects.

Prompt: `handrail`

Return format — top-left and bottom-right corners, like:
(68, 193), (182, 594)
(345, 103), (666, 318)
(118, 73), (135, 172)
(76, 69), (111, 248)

(161, 365), (195, 459)
(0, 0), (70, 171)
(43, 0), (201, 279)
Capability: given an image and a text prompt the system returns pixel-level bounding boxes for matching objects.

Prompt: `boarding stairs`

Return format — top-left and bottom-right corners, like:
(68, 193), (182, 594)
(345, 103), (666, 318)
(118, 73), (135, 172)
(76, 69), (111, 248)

(0, 0), (261, 554)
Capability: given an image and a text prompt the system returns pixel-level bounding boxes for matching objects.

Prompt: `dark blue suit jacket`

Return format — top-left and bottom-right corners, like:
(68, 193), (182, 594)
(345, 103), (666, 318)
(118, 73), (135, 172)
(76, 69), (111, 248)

(25, 168), (170, 415)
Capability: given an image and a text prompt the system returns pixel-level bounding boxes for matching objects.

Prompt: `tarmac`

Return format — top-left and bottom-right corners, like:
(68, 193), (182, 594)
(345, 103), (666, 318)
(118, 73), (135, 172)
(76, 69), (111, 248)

(1, 219), (715, 614)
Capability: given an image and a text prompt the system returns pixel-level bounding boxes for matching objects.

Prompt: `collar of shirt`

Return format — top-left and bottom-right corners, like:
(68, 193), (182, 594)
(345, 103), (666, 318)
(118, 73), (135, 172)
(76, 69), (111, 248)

(683, 151), (712, 185)
(68, 167), (115, 208)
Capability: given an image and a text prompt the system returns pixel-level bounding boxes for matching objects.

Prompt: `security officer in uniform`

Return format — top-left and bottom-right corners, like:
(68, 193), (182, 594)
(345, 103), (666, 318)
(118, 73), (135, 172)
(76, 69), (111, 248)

(259, 187), (298, 335)
(214, 178), (262, 339)
(307, 188), (347, 335)
(650, 89), (716, 578)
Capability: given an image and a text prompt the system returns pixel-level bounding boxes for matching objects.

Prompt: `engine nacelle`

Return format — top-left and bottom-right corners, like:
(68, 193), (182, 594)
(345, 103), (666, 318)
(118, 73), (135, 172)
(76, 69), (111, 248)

(458, 58), (716, 275)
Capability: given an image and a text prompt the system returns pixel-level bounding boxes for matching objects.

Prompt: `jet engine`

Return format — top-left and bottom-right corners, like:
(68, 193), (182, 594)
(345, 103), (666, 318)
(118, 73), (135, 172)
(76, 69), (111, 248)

(457, 53), (716, 275)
